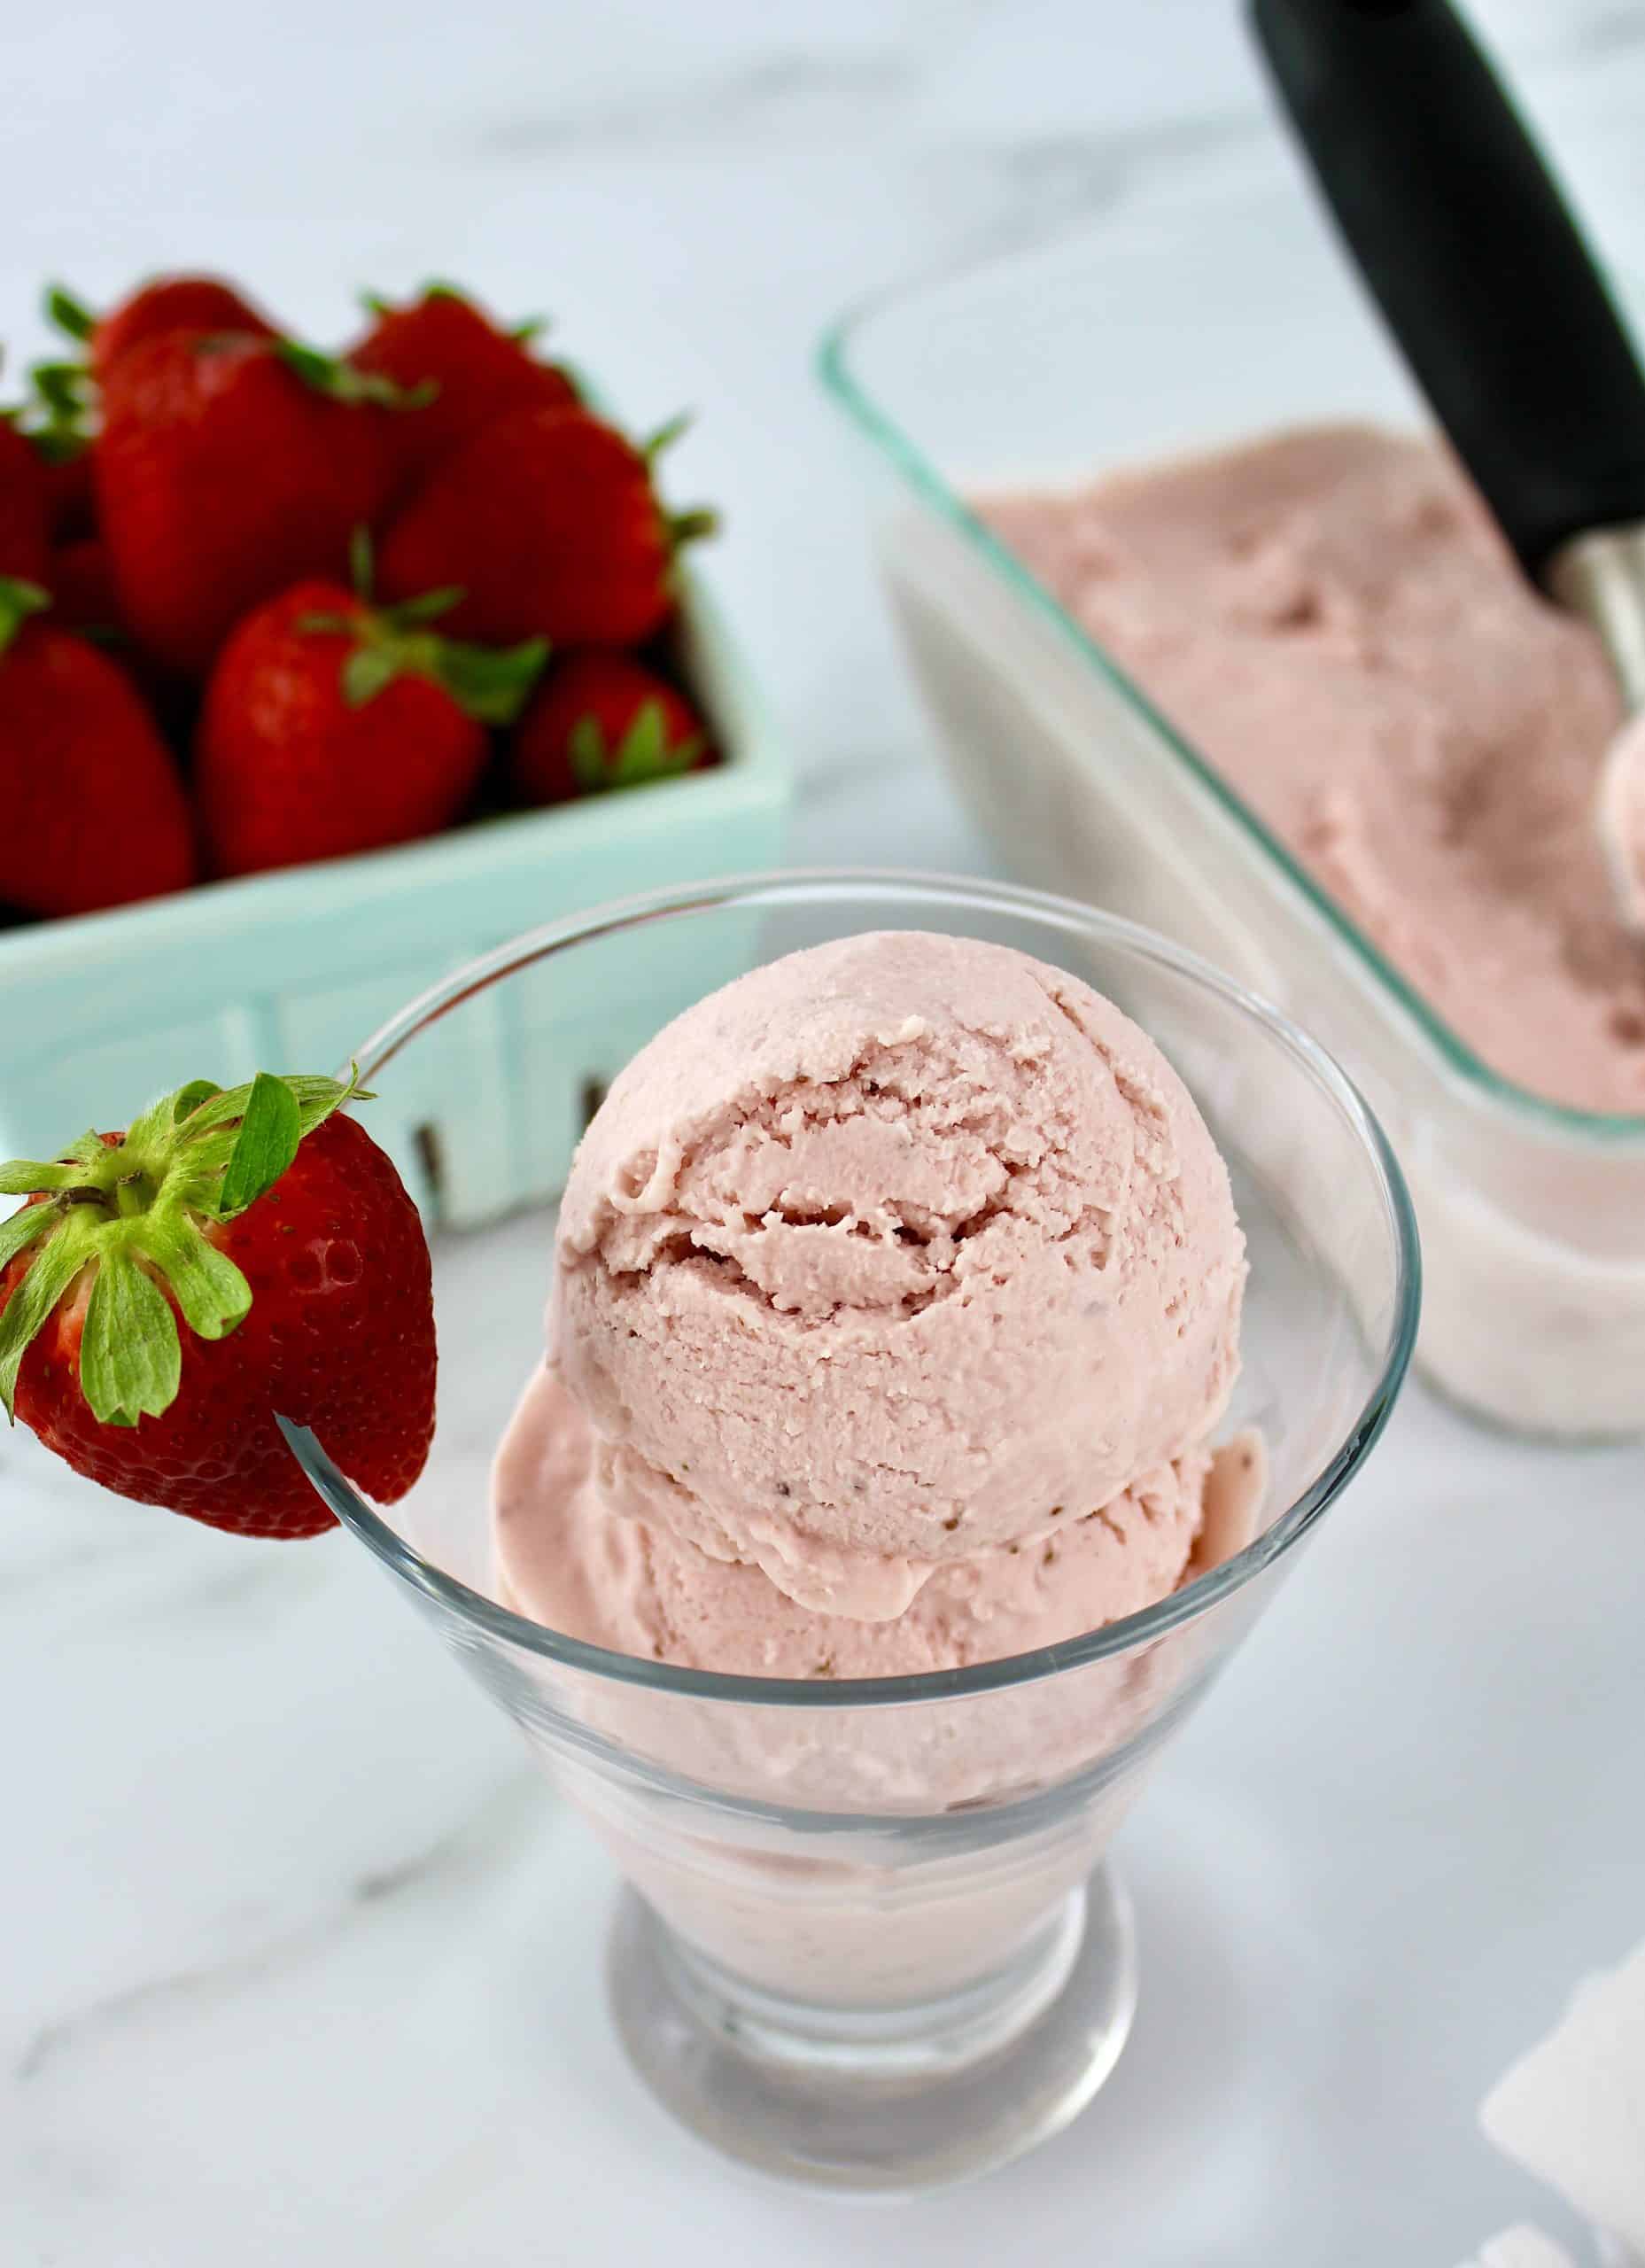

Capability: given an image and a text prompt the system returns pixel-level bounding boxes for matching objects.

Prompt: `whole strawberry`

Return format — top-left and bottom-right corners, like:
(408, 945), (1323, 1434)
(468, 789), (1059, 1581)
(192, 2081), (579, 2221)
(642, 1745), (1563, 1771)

(512, 652), (711, 805)
(376, 405), (715, 649)
(96, 329), (413, 677)
(197, 553), (547, 877)
(0, 1071), (435, 1538)
(0, 579), (196, 917)
(48, 275), (278, 387)
(349, 283), (578, 493)
(0, 419), (50, 582)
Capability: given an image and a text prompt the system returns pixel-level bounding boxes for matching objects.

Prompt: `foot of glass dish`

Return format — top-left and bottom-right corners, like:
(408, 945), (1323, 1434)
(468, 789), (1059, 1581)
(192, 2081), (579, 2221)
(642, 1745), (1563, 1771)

(607, 1865), (1137, 2193)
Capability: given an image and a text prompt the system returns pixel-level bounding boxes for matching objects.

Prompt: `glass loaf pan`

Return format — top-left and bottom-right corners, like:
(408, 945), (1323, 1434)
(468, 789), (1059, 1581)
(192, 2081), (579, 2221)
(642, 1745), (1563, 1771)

(821, 167), (1645, 1440)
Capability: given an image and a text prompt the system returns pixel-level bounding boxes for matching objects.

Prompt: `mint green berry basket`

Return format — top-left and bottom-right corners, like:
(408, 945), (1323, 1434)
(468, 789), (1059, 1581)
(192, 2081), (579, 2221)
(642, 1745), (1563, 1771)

(0, 569), (790, 1228)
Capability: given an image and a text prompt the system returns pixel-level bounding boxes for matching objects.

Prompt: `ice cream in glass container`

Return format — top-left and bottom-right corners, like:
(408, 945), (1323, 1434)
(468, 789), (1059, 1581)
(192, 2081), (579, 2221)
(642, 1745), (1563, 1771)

(820, 169), (1645, 1441)
(284, 871), (1417, 2190)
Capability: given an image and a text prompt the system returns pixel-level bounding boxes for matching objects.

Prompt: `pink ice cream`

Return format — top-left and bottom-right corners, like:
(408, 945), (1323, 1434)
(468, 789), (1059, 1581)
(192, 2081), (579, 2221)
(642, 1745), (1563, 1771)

(496, 1371), (1261, 1678)
(980, 423), (1645, 1117)
(494, 930), (1249, 1679)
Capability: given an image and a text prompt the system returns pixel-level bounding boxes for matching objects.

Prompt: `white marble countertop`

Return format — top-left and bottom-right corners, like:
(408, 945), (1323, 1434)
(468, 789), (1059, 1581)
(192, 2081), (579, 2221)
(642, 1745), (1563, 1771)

(4, 4), (1645, 2261)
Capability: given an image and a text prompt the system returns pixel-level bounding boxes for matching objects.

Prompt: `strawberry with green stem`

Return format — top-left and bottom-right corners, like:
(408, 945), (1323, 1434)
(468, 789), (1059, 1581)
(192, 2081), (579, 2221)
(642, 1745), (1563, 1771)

(33, 277), (277, 543)
(97, 327), (429, 678)
(377, 404), (716, 649)
(47, 275), (279, 388)
(510, 651), (713, 805)
(197, 529), (547, 876)
(0, 1069), (435, 1538)
(349, 281), (579, 493)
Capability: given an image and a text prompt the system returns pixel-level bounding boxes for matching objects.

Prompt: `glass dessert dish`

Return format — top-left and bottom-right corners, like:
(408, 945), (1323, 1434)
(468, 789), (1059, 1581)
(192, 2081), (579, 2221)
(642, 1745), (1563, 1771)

(283, 871), (1418, 2193)
(818, 162), (1645, 1444)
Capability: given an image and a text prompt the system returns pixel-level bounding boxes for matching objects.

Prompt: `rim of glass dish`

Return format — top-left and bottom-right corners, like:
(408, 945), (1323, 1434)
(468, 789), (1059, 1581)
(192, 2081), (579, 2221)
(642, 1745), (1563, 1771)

(285, 867), (1421, 1708)
(814, 211), (1645, 1147)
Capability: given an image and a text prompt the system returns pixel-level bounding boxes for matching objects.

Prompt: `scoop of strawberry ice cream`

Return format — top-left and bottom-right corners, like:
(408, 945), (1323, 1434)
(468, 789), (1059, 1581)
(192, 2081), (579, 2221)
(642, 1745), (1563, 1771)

(548, 930), (1245, 1619)
(494, 1371), (1267, 1677)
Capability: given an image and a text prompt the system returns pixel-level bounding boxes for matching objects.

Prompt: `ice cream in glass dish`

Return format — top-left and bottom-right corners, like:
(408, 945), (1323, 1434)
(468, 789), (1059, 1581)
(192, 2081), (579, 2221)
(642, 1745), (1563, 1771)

(284, 871), (1418, 2190)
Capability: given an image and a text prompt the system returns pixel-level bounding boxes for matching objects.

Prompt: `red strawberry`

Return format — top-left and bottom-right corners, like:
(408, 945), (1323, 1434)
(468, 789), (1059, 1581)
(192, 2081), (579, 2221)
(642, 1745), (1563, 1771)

(511, 652), (712, 805)
(0, 419), (50, 581)
(48, 276), (278, 387)
(96, 330), (412, 677)
(46, 535), (120, 634)
(376, 406), (715, 649)
(349, 284), (578, 493)
(0, 1071), (435, 1538)
(0, 578), (196, 917)
(196, 556), (547, 877)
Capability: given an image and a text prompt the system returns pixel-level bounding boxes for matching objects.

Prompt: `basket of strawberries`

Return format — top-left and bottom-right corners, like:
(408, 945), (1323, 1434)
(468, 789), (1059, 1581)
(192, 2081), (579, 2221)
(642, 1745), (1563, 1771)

(0, 276), (788, 1222)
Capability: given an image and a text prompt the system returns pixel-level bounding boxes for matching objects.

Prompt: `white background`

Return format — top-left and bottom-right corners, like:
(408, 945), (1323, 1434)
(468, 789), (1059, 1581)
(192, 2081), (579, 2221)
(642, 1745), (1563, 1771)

(3, 4), (1643, 2261)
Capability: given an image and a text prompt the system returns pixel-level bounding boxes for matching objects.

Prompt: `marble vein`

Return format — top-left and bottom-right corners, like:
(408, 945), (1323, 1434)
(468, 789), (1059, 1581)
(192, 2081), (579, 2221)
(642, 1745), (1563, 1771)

(13, 1774), (536, 2089)
(469, 43), (927, 162)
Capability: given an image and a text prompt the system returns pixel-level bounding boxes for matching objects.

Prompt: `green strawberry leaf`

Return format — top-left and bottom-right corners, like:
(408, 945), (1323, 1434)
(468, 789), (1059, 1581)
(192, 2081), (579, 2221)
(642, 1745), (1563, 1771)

(642, 412), (692, 463)
(274, 339), (341, 392)
(292, 1068), (369, 1134)
(343, 646), (400, 709)
(172, 1079), (223, 1123)
(433, 633), (548, 725)
(30, 361), (90, 418)
(0, 1214), (91, 1419)
(0, 579), (50, 658)
(386, 585), (464, 627)
(350, 524), (376, 600)
(217, 1073), (303, 1217)
(616, 703), (664, 784)
(44, 284), (95, 345)
(615, 702), (669, 786)
(0, 1204), (57, 1273)
(79, 1248), (182, 1426)
(22, 422), (89, 467)
(567, 703), (701, 795)
(0, 1161), (81, 1195)
(666, 506), (718, 551)
(180, 1071), (363, 1143)
(142, 1213), (252, 1340)
(274, 338), (434, 412)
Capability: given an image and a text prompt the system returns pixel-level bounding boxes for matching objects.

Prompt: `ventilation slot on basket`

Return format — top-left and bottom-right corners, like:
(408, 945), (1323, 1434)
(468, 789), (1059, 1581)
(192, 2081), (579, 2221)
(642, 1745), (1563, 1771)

(413, 1122), (446, 1216)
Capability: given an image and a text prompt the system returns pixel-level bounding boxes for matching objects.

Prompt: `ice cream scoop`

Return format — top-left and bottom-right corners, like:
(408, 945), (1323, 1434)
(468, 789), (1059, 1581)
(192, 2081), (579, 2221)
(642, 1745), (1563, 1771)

(1251, 0), (1645, 936)
(547, 929), (1245, 1622)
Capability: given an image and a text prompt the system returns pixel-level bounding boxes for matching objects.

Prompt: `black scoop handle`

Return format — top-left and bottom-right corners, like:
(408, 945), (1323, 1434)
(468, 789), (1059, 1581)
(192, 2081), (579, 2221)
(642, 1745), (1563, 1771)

(1247, 0), (1645, 582)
